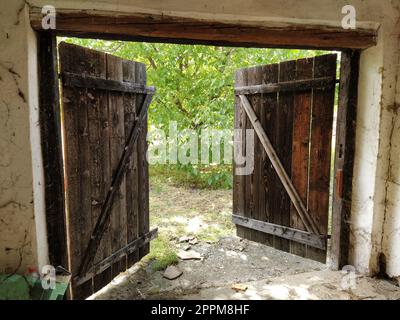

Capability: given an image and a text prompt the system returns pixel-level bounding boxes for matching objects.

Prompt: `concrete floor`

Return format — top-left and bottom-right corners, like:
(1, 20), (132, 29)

(89, 236), (400, 300)
(182, 270), (400, 300)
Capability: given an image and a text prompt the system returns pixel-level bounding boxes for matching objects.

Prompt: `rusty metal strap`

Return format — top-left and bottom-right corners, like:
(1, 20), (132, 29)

(75, 228), (158, 286)
(78, 90), (155, 276)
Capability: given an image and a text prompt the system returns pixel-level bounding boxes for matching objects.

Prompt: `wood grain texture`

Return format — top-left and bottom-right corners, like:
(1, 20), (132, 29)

(123, 60), (140, 267)
(38, 33), (67, 269)
(136, 62), (150, 258)
(245, 66), (257, 243)
(92, 83), (112, 293)
(59, 42), (152, 299)
(60, 42), (96, 299)
(290, 57), (313, 257)
(261, 64), (279, 247)
(233, 54), (337, 263)
(233, 68), (248, 239)
(233, 215), (325, 249)
(30, 8), (376, 50)
(274, 60), (295, 252)
(234, 76), (335, 94)
(330, 51), (359, 269)
(307, 54), (336, 262)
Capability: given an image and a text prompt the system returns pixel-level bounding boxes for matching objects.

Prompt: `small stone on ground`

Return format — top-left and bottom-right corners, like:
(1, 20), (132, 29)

(182, 244), (191, 251)
(178, 250), (202, 260)
(179, 235), (195, 243)
(163, 266), (183, 280)
(231, 283), (248, 292)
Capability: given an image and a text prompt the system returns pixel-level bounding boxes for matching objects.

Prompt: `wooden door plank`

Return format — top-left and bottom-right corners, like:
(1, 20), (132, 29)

(232, 70), (241, 233)
(136, 62), (150, 258)
(60, 42), (100, 299)
(275, 60), (296, 252)
(243, 68), (253, 243)
(251, 66), (264, 245)
(61, 83), (82, 298)
(76, 91), (93, 299)
(246, 66), (258, 243)
(92, 86), (113, 292)
(79, 45), (108, 299)
(38, 33), (67, 269)
(107, 54), (128, 277)
(233, 68), (248, 239)
(290, 57), (313, 257)
(330, 51), (359, 269)
(260, 63), (279, 247)
(59, 43), (80, 276)
(123, 60), (140, 267)
(307, 54), (337, 262)
(84, 50), (113, 292)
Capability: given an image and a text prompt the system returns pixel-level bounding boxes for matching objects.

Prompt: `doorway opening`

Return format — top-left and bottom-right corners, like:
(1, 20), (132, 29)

(55, 36), (341, 299)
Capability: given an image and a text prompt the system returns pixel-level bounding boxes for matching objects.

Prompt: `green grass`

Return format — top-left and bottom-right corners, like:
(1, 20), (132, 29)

(145, 235), (179, 271)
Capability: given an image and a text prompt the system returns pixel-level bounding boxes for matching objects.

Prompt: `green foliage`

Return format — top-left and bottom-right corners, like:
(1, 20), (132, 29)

(61, 37), (330, 189)
(151, 164), (232, 189)
(146, 235), (179, 271)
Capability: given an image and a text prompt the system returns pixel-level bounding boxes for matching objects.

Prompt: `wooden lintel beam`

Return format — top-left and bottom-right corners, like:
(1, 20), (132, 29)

(232, 215), (326, 249)
(30, 8), (377, 50)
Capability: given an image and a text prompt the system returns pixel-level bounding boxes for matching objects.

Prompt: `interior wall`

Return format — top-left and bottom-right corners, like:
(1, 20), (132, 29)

(0, 0), (399, 278)
(0, 2), (45, 274)
(351, 7), (400, 276)
(381, 14), (400, 277)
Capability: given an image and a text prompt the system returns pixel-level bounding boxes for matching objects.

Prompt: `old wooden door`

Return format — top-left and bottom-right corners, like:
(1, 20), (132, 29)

(59, 42), (156, 299)
(233, 54), (337, 263)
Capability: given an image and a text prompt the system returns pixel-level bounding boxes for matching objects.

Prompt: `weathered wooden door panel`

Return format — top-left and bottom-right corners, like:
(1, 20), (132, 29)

(233, 54), (337, 263)
(59, 42), (155, 299)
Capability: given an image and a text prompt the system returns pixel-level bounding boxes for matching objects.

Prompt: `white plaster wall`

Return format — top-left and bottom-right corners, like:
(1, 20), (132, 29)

(0, 1), (45, 273)
(381, 7), (400, 277)
(0, 0), (399, 277)
(351, 3), (400, 276)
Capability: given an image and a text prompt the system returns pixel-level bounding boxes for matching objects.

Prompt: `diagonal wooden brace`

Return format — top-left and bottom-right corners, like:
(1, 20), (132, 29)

(78, 88), (155, 277)
(238, 94), (320, 235)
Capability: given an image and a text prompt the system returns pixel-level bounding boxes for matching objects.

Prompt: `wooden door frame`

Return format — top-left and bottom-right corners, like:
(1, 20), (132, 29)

(36, 10), (364, 272)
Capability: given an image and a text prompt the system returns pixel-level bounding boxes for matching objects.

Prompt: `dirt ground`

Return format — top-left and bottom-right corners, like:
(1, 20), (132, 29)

(89, 179), (399, 300)
(91, 236), (325, 300)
